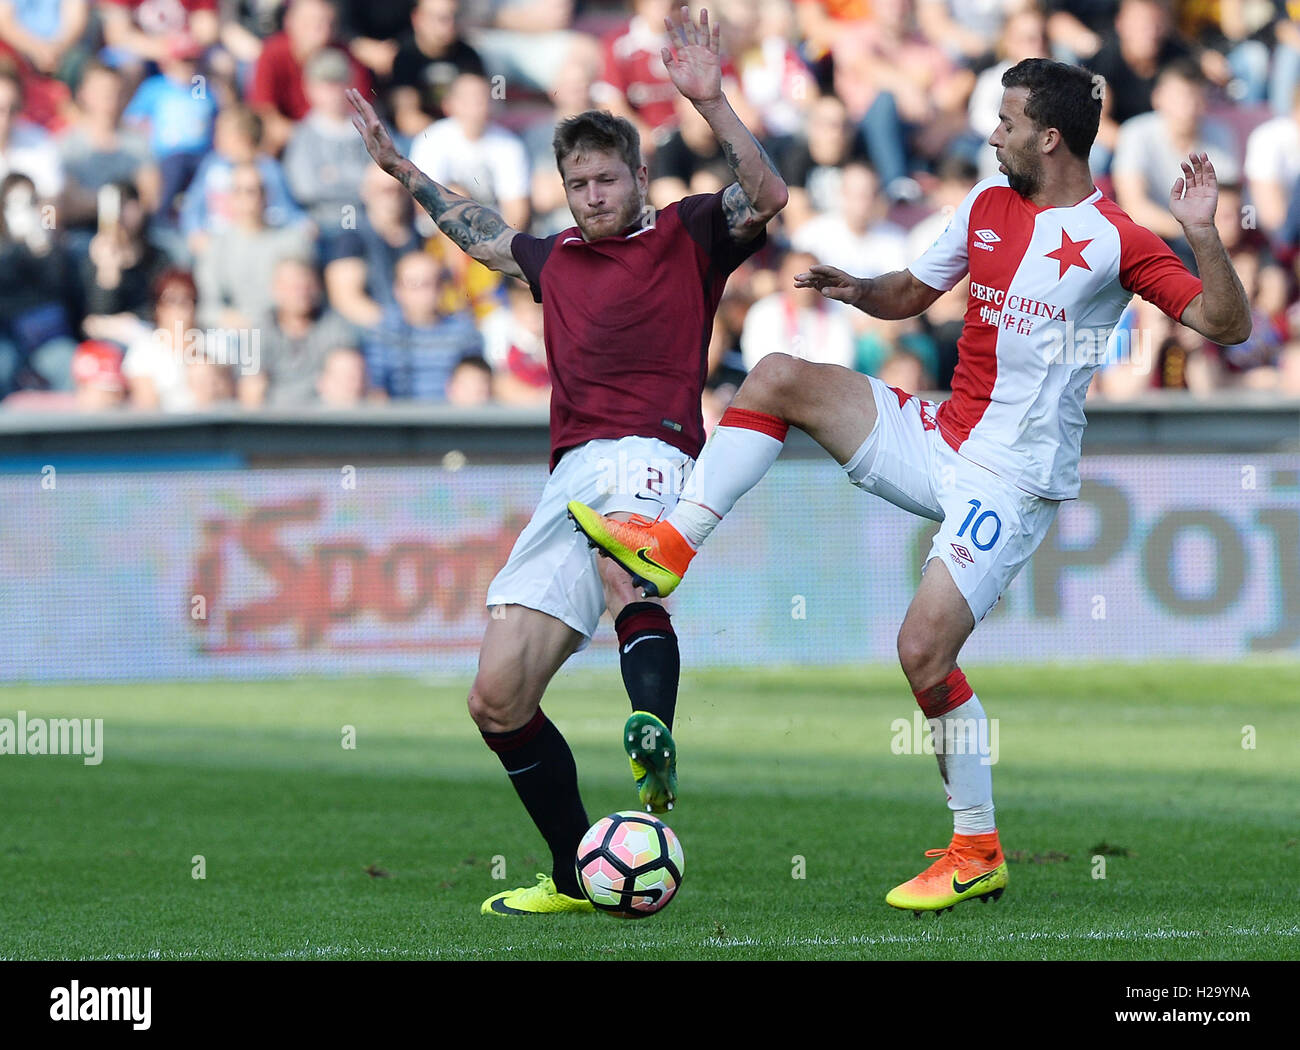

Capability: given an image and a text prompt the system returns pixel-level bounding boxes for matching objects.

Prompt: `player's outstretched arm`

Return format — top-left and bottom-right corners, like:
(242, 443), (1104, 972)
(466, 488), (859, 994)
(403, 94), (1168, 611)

(661, 7), (788, 241)
(347, 89), (525, 282)
(794, 265), (943, 320)
(1169, 152), (1251, 345)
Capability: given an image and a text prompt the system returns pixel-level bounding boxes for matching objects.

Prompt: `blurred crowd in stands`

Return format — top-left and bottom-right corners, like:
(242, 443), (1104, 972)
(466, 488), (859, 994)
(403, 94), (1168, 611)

(1, 0), (1299, 417)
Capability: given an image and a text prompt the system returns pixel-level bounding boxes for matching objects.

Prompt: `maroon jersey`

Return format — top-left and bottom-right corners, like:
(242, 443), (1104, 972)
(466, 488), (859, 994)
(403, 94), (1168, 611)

(511, 191), (764, 470)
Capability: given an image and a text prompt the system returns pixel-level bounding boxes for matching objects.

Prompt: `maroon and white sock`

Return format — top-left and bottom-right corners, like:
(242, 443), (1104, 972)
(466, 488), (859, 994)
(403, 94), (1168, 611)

(669, 407), (788, 549)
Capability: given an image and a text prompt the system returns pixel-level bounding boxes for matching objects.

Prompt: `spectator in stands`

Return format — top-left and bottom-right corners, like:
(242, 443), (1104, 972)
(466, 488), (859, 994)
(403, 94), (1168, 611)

(1085, 0), (1194, 129)
(238, 255), (358, 407)
(917, 0), (1004, 67)
(121, 267), (196, 410)
(0, 63), (62, 199)
(778, 93), (862, 232)
(56, 61), (160, 237)
(389, 0), (487, 138)
(122, 34), (218, 220)
(740, 249), (855, 371)
(648, 93), (730, 208)
(247, 0), (371, 155)
(98, 0), (220, 70)
(335, 0), (412, 77)
(0, 172), (76, 397)
(522, 51), (597, 236)
(316, 345), (369, 405)
(80, 182), (173, 325)
(479, 279), (548, 404)
(790, 160), (908, 277)
(409, 71), (529, 231)
(194, 161), (314, 328)
(446, 353), (493, 405)
(323, 162), (422, 329)
(1112, 59), (1240, 270)
(793, 0), (872, 92)
(831, 0), (972, 201)
(0, 339), (127, 412)
(180, 104), (305, 259)
(282, 48), (373, 252)
(969, 6), (1049, 178)
(362, 249), (483, 400)
(0, 0), (89, 82)
(214, 0), (285, 86)
(459, 0), (599, 97)
(1042, 0), (1114, 61)
(1244, 85), (1300, 235)
(1270, 2), (1300, 116)
(593, 0), (679, 144)
(719, 0), (815, 149)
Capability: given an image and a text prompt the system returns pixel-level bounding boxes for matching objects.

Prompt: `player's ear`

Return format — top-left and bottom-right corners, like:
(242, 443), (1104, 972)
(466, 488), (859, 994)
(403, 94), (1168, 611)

(636, 164), (649, 194)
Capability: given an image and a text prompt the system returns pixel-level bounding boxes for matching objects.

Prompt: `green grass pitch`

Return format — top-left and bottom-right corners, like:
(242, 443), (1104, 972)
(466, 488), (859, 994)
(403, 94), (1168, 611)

(1, 663), (1297, 961)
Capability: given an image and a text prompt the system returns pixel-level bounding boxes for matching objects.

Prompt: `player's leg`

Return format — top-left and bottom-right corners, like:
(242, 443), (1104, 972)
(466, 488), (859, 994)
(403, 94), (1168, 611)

(885, 450), (1060, 914)
(472, 604), (596, 915)
(884, 559), (1008, 914)
(569, 355), (879, 596)
(598, 550), (679, 812)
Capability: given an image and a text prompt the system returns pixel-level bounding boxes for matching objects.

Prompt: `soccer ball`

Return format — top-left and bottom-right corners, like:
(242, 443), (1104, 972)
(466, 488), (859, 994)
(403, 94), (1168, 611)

(575, 811), (685, 918)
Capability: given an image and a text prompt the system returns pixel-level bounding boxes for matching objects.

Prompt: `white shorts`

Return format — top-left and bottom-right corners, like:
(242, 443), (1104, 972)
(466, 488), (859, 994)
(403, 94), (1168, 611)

(843, 377), (1061, 622)
(486, 437), (693, 646)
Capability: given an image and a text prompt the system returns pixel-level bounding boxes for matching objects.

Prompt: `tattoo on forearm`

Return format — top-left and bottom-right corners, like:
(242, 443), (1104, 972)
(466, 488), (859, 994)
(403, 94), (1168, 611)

(398, 165), (509, 252)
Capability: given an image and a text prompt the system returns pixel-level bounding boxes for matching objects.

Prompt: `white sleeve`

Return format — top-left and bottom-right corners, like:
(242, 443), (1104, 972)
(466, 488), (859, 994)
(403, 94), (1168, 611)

(907, 181), (975, 293)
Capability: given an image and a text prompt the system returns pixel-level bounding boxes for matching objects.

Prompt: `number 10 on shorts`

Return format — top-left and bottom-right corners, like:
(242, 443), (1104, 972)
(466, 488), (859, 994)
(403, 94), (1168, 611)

(956, 499), (1002, 551)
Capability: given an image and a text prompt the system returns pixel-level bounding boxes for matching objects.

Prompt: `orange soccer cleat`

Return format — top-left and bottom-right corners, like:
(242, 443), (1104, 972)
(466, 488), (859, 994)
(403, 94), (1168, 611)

(566, 502), (696, 598)
(886, 831), (1008, 915)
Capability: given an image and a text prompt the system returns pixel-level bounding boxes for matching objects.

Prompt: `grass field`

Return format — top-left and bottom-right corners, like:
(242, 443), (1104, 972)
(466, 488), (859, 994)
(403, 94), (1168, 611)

(1, 663), (1297, 961)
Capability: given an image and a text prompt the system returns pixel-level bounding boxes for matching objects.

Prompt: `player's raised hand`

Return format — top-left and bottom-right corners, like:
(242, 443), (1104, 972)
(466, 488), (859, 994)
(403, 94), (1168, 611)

(662, 6), (722, 105)
(348, 88), (404, 175)
(1169, 152), (1219, 231)
(794, 264), (864, 307)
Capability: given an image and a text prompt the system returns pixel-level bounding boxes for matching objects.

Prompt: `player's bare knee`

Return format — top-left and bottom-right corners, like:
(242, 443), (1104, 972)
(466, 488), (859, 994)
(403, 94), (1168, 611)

(896, 624), (950, 693)
(741, 353), (803, 416)
(467, 671), (534, 733)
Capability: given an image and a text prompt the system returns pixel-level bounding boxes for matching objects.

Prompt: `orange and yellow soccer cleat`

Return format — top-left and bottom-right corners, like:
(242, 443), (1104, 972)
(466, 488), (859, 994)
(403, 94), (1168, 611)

(566, 502), (696, 598)
(885, 831), (1008, 915)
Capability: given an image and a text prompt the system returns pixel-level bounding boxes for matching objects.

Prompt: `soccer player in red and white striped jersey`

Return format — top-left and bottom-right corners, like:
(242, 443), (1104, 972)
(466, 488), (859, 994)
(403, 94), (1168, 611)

(570, 58), (1251, 914)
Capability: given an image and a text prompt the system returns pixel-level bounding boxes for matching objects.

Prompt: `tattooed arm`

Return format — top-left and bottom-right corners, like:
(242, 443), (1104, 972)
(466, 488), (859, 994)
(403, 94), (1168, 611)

(660, 7), (788, 242)
(348, 89), (524, 281)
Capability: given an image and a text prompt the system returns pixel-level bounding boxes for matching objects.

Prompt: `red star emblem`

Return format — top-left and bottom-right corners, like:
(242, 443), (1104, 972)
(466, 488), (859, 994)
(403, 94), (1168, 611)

(1045, 230), (1093, 278)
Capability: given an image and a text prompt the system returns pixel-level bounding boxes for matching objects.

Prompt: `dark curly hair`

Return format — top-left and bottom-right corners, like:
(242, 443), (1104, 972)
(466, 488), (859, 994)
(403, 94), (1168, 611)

(1001, 58), (1102, 161)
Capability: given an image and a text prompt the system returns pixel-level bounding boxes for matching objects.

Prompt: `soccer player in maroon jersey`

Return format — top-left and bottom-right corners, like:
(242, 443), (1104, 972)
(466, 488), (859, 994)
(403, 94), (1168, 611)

(349, 7), (787, 915)
(571, 58), (1251, 915)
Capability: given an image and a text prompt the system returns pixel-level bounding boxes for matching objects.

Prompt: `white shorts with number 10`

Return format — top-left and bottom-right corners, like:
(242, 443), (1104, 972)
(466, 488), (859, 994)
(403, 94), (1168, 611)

(845, 376), (1061, 622)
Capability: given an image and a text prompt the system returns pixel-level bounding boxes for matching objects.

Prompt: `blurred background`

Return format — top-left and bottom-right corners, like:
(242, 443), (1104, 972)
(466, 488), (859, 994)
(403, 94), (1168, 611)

(0, 0), (1297, 677)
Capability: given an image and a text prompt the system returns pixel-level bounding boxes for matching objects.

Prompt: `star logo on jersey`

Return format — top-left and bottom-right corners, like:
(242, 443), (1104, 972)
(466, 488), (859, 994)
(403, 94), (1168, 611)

(1045, 230), (1093, 279)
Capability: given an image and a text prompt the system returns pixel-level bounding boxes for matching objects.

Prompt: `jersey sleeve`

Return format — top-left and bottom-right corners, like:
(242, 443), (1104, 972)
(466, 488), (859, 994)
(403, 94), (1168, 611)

(907, 182), (974, 292)
(1116, 220), (1203, 321)
(676, 190), (767, 277)
(510, 232), (558, 302)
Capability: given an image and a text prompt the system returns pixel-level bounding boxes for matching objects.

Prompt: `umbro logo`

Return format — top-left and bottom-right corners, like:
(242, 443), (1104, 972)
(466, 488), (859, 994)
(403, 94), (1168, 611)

(950, 543), (974, 566)
(973, 229), (1000, 252)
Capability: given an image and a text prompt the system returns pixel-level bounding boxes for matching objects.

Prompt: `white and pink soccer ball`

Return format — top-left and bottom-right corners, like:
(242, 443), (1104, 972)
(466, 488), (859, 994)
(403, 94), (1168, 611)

(575, 811), (685, 918)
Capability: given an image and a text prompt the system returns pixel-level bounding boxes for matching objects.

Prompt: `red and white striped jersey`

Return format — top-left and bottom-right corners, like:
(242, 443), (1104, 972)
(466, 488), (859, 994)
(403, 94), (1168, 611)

(909, 175), (1203, 499)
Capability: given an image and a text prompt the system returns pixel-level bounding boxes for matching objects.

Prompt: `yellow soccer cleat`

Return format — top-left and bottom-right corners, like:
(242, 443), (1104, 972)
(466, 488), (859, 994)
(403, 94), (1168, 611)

(481, 873), (595, 916)
(886, 832), (1008, 915)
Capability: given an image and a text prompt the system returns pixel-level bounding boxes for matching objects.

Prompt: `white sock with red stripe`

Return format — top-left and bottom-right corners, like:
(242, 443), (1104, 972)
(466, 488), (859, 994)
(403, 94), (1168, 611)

(914, 669), (996, 836)
(668, 407), (788, 549)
